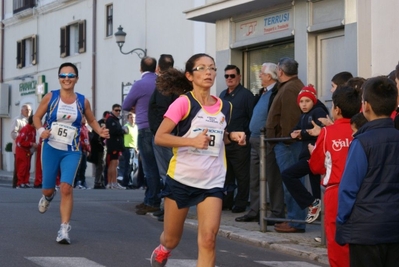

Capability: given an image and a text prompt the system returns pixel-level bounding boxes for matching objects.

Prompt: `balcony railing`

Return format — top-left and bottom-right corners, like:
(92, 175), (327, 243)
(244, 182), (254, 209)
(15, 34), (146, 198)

(13, 0), (36, 14)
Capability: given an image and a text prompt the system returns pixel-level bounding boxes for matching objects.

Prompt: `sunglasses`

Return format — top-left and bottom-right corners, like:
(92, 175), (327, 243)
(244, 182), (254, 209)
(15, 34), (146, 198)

(114, 109), (121, 112)
(224, 74), (236, 79)
(59, 73), (77, 79)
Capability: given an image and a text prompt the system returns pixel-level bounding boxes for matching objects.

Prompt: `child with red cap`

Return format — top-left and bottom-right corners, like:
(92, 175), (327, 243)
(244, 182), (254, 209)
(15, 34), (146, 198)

(276, 85), (329, 232)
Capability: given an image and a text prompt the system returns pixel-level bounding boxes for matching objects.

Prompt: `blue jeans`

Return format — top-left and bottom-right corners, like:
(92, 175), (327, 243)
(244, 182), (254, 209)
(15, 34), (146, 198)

(138, 128), (161, 207)
(274, 141), (307, 229)
(152, 136), (173, 185)
(121, 148), (137, 186)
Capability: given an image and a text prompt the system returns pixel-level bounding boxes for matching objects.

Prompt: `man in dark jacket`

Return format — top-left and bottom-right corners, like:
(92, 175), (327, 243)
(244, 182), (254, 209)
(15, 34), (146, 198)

(105, 104), (126, 189)
(92, 111), (109, 189)
(219, 65), (255, 213)
(336, 76), (399, 266)
(148, 54), (177, 221)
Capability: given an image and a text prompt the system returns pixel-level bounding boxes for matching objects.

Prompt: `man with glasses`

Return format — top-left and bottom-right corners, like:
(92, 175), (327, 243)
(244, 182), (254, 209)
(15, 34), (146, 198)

(236, 63), (284, 223)
(105, 104), (126, 189)
(219, 65), (255, 213)
(10, 104), (32, 188)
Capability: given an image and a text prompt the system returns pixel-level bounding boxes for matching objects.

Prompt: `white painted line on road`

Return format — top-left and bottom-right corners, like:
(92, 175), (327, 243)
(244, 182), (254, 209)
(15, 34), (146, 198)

(25, 257), (106, 267)
(255, 261), (321, 266)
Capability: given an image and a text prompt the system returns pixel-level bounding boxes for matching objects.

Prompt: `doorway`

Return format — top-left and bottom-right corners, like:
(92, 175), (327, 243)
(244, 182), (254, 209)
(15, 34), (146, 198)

(316, 30), (346, 111)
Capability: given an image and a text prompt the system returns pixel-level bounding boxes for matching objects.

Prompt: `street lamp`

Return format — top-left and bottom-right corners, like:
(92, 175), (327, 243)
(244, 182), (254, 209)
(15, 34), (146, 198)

(114, 25), (147, 58)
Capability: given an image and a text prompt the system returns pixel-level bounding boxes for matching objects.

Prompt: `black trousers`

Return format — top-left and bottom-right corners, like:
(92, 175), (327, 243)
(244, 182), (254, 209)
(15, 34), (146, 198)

(281, 158), (320, 210)
(349, 243), (399, 267)
(223, 142), (251, 208)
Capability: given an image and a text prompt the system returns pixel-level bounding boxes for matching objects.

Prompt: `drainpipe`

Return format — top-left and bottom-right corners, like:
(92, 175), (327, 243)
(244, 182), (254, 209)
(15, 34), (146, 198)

(0, 0), (5, 169)
(92, 0), (97, 115)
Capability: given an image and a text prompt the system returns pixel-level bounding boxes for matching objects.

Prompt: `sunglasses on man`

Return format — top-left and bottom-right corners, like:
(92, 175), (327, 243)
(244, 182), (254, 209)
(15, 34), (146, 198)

(224, 74), (236, 79)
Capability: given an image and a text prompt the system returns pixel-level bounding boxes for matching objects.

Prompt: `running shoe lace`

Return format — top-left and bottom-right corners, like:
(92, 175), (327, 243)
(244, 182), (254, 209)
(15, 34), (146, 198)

(155, 249), (170, 263)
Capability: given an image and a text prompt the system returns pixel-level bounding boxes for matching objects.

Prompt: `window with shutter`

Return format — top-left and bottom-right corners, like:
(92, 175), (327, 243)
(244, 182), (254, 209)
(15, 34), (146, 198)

(60, 20), (87, 58)
(78, 20), (86, 53)
(32, 35), (37, 65)
(15, 35), (38, 69)
(60, 27), (67, 58)
(16, 40), (26, 69)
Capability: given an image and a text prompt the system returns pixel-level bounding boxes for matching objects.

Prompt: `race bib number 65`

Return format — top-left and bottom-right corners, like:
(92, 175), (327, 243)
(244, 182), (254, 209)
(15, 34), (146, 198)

(49, 122), (77, 145)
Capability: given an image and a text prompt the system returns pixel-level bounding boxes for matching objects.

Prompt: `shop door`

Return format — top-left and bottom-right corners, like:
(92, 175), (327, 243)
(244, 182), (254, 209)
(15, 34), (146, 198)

(246, 42), (294, 94)
(316, 30), (345, 111)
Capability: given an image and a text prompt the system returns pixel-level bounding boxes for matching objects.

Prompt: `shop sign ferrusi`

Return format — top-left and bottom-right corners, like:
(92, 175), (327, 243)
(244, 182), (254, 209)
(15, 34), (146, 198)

(236, 11), (292, 41)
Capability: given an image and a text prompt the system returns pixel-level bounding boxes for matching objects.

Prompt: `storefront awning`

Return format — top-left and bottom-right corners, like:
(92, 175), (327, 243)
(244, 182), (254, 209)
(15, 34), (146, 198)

(184, 0), (292, 23)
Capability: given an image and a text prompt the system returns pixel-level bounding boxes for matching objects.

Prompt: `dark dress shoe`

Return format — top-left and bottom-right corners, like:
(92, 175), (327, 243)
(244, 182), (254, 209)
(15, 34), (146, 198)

(274, 222), (305, 233)
(235, 214), (259, 222)
(231, 206), (246, 213)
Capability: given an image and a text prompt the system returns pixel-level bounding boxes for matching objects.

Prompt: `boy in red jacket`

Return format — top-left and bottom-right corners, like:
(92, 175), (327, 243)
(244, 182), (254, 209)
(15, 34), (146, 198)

(308, 86), (361, 267)
(16, 115), (37, 188)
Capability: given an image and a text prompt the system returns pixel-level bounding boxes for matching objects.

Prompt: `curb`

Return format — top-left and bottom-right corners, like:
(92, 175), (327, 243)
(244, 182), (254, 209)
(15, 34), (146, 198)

(185, 219), (329, 265)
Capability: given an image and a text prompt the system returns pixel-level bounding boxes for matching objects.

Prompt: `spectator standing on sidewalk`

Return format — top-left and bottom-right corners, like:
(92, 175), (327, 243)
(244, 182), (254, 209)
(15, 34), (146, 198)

(120, 112), (138, 188)
(91, 111), (109, 189)
(219, 65), (255, 213)
(10, 104), (32, 188)
(15, 115), (37, 188)
(105, 104), (126, 190)
(148, 54), (177, 221)
(236, 63), (283, 223)
(308, 86), (361, 267)
(265, 57), (306, 233)
(149, 53), (246, 267)
(336, 76), (399, 266)
(74, 116), (91, 189)
(281, 85), (329, 224)
(330, 71), (353, 93)
(123, 57), (162, 215)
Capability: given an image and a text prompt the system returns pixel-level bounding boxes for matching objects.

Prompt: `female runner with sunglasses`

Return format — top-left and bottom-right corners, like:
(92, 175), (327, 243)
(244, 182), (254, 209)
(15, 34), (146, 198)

(149, 53), (246, 267)
(33, 62), (109, 244)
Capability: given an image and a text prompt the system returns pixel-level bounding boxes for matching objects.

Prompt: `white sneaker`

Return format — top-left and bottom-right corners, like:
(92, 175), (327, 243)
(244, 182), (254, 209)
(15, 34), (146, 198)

(56, 223), (71, 244)
(105, 184), (112, 189)
(112, 183), (126, 190)
(38, 192), (56, 213)
(306, 198), (322, 223)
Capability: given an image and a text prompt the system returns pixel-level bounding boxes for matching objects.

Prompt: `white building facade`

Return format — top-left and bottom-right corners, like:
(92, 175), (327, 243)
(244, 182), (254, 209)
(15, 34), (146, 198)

(0, 0), (216, 171)
(185, 0), (399, 101)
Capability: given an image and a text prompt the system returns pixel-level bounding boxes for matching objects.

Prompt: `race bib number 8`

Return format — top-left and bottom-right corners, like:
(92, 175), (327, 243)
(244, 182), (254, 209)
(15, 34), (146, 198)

(188, 127), (224, 157)
(49, 122), (77, 145)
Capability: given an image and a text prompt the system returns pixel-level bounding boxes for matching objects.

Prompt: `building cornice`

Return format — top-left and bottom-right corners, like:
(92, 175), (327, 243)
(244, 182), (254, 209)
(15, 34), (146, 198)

(2, 0), (78, 27)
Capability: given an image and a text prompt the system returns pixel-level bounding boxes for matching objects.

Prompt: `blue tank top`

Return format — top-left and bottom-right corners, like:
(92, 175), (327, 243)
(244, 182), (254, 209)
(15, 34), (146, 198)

(44, 89), (85, 151)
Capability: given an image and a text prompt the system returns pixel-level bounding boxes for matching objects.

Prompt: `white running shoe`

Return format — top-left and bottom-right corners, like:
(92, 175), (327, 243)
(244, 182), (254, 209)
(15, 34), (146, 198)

(306, 198), (322, 223)
(112, 183), (126, 190)
(56, 223), (71, 244)
(38, 191), (56, 213)
(105, 184), (112, 189)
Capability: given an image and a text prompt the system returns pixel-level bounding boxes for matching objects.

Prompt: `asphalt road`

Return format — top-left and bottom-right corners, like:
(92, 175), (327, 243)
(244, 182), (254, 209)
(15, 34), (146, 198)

(0, 180), (327, 267)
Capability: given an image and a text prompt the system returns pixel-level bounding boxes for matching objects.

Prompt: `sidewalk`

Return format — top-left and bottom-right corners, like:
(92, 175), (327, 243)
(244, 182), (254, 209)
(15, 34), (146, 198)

(0, 169), (328, 265)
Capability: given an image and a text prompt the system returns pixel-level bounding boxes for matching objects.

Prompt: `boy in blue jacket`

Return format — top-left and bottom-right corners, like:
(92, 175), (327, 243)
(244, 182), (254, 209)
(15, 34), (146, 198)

(278, 85), (329, 232)
(336, 76), (399, 266)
